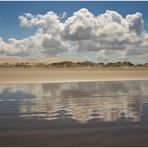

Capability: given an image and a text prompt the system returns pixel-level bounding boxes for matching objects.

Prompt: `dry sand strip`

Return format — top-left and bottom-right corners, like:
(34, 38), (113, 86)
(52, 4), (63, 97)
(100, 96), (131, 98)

(0, 68), (148, 83)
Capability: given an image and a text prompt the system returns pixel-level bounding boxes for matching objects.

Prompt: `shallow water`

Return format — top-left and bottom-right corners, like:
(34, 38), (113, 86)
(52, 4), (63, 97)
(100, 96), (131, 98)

(0, 80), (148, 146)
(0, 80), (148, 123)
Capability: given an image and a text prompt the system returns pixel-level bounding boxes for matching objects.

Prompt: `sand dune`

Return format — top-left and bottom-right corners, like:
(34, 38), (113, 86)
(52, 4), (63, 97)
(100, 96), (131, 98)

(0, 57), (79, 64)
(0, 57), (147, 83)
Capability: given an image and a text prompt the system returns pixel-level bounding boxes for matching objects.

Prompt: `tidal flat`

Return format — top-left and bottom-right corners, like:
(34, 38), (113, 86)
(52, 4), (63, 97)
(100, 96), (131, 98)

(0, 80), (148, 146)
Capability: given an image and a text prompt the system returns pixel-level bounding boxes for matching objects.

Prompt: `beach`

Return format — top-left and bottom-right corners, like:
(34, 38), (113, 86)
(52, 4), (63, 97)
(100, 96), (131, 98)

(1, 1), (148, 146)
(0, 66), (148, 147)
(0, 75), (148, 146)
(0, 68), (148, 83)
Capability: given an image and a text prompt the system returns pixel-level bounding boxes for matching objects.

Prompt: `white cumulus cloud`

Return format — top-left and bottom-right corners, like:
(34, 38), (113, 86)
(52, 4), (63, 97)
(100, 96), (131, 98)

(0, 8), (148, 63)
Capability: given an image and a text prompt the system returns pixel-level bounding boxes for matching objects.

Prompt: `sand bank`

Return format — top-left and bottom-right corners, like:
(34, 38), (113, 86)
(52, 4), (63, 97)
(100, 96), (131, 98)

(0, 68), (148, 83)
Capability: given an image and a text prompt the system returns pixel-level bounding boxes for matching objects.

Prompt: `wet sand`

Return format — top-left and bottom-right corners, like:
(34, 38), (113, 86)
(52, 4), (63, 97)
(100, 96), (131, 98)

(1, 128), (148, 147)
(0, 118), (148, 146)
(0, 68), (148, 83)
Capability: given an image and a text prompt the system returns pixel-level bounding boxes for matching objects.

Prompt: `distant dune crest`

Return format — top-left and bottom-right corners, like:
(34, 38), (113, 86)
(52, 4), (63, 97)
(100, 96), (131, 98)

(0, 60), (148, 68)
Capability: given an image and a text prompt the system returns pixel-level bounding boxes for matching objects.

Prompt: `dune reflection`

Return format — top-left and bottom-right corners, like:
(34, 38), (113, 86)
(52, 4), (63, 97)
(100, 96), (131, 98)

(0, 81), (147, 124)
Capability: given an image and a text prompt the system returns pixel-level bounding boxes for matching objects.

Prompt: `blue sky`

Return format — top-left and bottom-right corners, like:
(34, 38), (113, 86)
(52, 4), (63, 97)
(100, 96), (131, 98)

(0, 1), (148, 41)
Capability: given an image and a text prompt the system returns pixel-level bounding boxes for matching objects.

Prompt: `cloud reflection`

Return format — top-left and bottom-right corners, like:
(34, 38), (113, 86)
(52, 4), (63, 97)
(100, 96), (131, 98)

(0, 81), (148, 124)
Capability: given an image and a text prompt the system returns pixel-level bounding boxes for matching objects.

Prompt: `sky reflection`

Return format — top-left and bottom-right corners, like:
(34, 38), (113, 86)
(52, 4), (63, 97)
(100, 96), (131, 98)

(0, 81), (148, 124)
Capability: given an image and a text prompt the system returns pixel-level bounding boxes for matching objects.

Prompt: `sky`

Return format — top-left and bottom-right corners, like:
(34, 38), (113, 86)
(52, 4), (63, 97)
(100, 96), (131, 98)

(0, 1), (148, 63)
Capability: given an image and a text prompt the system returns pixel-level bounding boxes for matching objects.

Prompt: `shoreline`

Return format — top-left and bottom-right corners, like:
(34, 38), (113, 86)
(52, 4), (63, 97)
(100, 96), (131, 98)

(0, 68), (148, 83)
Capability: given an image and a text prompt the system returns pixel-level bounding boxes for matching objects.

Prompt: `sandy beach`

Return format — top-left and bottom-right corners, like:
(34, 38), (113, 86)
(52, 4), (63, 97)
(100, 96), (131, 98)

(0, 68), (148, 83)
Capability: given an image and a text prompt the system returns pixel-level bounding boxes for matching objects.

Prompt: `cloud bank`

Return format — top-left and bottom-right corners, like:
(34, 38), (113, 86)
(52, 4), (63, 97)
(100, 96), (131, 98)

(0, 8), (148, 63)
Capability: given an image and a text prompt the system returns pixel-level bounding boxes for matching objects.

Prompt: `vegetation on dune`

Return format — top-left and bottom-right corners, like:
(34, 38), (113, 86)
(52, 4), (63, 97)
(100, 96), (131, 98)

(0, 61), (148, 68)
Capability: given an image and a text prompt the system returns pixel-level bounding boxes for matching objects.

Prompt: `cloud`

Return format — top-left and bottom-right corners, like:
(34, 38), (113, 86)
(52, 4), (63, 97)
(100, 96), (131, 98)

(97, 49), (127, 63)
(62, 8), (96, 40)
(18, 11), (62, 35)
(63, 9), (146, 51)
(0, 11), (69, 57)
(0, 8), (148, 63)
(61, 9), (148, 63)
(126, 12), (144, 35)
(41, 34), (69, 55)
